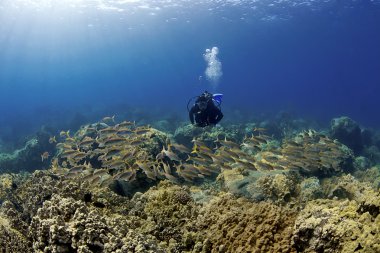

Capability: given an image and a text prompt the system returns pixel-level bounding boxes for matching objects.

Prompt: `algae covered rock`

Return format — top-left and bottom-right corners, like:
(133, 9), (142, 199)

(219, 168), (299, 203)
(194, 193), (297, 252)
(330, 116), (363, 154)
(293, 199), (380, 253)
(299, 177), (323, 203)
(29, 195), (165, 253)
(294, 175), (380, 252)
(353, 156), (371, 171)
(130, 181), (200, 251)
(353, 166), (380, 189)
(0, 215), (31, 252)
(0, 128), (56, 173)
(173, 123), (240, 146)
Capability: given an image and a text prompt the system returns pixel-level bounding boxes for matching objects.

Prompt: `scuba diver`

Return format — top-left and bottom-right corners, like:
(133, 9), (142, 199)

(188, 91), (224, 127)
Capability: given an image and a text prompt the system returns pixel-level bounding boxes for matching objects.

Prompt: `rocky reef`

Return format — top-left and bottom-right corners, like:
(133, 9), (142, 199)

(0, 129), (55, 174)
(293, 175), (380, 252)
(194, 193), (297, 252)
(1, 116), (380, 252)
(0, 171), (297, 252)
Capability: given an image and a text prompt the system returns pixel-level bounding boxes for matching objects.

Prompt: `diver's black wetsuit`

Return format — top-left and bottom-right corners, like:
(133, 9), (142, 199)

(189, 100), (223, 127)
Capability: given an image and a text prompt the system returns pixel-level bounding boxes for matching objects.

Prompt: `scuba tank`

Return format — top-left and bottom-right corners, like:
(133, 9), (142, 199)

(187, 91), (223, 112)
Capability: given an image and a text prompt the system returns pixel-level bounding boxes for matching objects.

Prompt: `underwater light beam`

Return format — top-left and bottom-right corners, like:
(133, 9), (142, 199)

(203, 46), (222, 87)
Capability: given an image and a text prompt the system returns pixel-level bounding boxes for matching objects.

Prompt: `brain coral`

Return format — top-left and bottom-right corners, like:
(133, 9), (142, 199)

(194, 193), (297, 253)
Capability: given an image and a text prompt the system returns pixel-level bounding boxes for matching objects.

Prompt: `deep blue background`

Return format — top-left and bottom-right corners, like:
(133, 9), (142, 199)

(0, 0), (380, 142)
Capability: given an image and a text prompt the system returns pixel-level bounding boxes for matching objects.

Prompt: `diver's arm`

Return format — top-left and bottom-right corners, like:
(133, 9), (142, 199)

(215, 109), (223, 123)
(189, 107), (195, 124)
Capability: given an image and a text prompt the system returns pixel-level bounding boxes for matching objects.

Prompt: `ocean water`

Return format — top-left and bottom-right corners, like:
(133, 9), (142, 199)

(2, 2), (380, 252)
(0, 0), (380, 143)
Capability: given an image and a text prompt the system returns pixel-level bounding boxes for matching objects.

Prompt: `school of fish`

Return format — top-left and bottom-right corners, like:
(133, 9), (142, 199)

(49, 118), (351, 187)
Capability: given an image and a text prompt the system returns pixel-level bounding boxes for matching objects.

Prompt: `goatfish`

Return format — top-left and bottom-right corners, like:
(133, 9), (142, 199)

(49, 136), (56, 144)
(103, 160), (126, 170)
(104, 148), (122, 159)
(64, 137), (76, 144)
(41, 152), (49, 162)
(255, 161), (274, 171)
(136, 161), (156, 180)
(194, 152), (213, 162)
(116, 120), (135, 128)
(216, 137), (240, 149)
(99, 137), (126, 147)
(102, 115), (115, 124)
(79, 137), (94, 148)
(161, 162), (171, 175)
(98, 128), (118, 136)
(241, 142), (261, 152)
(250, 135), (268, 144)
(116, 170), (135, 181)
(187, 156), (210, 167)
(135, 127), (151, 135)
(235, 160), (257, 171)
(214, 153), (236, 163)
(121, 149), (136, 160)
(56, 143), (73, 150)
(99, 174), (114, 187)
(192, 143), (213, 154)
(180, 162), (199, 171)
(129, 139), (144, 147)
(164, 173), (180, 184)
(196, 165), (219, 176)
(117, 128), (134, 135)
(191, 138), (208, 148)
(84, 127), (97, 134)
(177, 166), (199, 182)
(67, 165), (87, 174)
(60, 149), (79, 158)
(170, 143), (191, 153)
(218, 147), (240, 159)
(262, 155), (279, 163)
(284, 140), (301, 147)
(253, 127), (266, 133)
(160, 146), (182, 162)
(59, 130), (70, 138)
(71, 152), (87, 161)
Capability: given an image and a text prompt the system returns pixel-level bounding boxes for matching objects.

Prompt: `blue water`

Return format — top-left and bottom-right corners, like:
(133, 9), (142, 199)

(1, 0), (380, 142)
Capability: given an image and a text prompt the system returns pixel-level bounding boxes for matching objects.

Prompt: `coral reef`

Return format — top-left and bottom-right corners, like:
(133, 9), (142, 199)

(194, 193), (297, 252)
(362, 145), (380, 164)
(293, 198), (380, 253)
(294, 175), (380, 252)
(0, 215), (31, 253)
(129, 181), (200, 251)
(218, 168), (300, 203)
(353, 166), (380, 189)
(0, 169), (302, 253)
(30, 195), (165, 253)
(173, 123), (241, 146)
(298, 177), (323, 204)
(353, 156), (371, 171)
(2, 116), (380, 253)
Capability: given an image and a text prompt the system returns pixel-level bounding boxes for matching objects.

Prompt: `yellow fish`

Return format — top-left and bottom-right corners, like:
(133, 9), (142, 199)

(49, 136), (56, 144)
(41, 152), (49, 162)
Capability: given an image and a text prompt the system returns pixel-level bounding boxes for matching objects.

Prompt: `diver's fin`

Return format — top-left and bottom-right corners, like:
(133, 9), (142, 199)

(212, 94), (223, 105)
